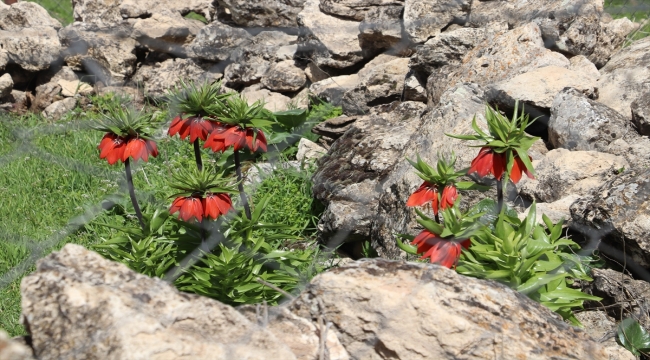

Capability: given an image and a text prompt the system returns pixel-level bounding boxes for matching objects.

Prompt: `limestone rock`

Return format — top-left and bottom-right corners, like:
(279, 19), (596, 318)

(0, 329), (34, 360)
(0, 49), (7, 71)
(58, 79), (93, 97)
(305, 62), (329, 83)
(313, 102), (426, 245)
(488, 66), (598, 111)
(583, 269), (650, 329)
(358, 4), (403, 53)
(20, 244), (297, 360)
(311, 115), (359, 147)
(403, 72), (426, 102)
(217, 0), (306, 28)
(262, 60), (307, 93)
(519, 149), (628, 204)
(409, 27), (486, 79)
(597, 36), (650, 119)
(574, 311), (636, 360)
(519, 195), (581, 225)
(0, 26), (61, 72)
(309, 74), (360, 106)
(189, 22), (252, 62)
(606, 137), (650, 172)
(59, 23), (137, 84)
(119, 0), (215, 22)
(241, 86), (292, 112)
(549, 89), (629, 152)
(224, 31), (298, 88)
(134, 58), (221, 99)
(71, 0), (122, 26)
(42, 97), (77, 121)
(404, 0), (470, 43)
(296, 138), (327, 162)
(427, 23), (569, 106)
(568, 55), (600, 79)
(0, 1), (62, 30)
(341, 57), (410, 115)
(132, 11), (203, 57)
(571, 168), (650, 269)
(0, 73), (13, 99)
(588, 17), (638, 68)
(289, 259), (609, 360)
(32, 82), (62, 111)
(298, 0), (364, 69)
(319, 0), (401, 21)
(631, 92), (650, 136)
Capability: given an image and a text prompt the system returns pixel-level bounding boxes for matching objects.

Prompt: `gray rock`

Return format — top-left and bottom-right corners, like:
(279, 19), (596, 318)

(549, 88), (629, 152)
(305, 62), (329, 82)
(568, 54), (601, 79)
(583, 268), (650, 330)
(296, 138), (327, 162)
(403, 71), (426, 102)
(71, 0), (122, 26)
(310, 115), (359, 147)
(313, 101), (426, 245)
(404, 0), (470, 43)
(589, 17), (638, 67)
(261, 60), (306, 93)
(0, 26), (61, 72)
(131, 11), (203, 57)
(288, 259), (609, 360)
(518, 148), (628, 204)
(409, 27), (486, 79)
(298, 0), (364, 69)
(341, 57), (409, 115)
(0, 49), (7, 71)
(597, 36), (650, 119)
(0, 329), (34, 360)
(59, 23), (137, 84)
(631, 92), (650, 136)
(42, 97), (77, 120)
(133, 58), (221, 99)
(518, 195), (582, 225)
(189, 22), (252, 62)
(241, 85), (292, 112)
(33, 82), (63, 111)
(358, 4), (403, 53)
(119, 0), (215, 22)
(571, 167), (650, 269)
(309, 74), (360, 106)
(0, 73), (13, 99)
(606, 137), (650, 171)
(58, 79), (93, 97)
(319, 0), (401, 21)
(21, 244), (298, 360)
(574, 311), (636, 360)
(0, 1), (62, 30)
(217, 0), (306, 28)
(426, 23), (569, 106)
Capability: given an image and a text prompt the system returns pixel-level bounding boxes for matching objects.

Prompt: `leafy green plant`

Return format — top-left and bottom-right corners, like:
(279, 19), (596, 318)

(617, 317), (650, 357)
(456, 202), (600, 325)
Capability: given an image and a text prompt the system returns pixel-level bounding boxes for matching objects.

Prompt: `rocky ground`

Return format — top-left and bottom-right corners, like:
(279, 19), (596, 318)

(1, 0), (650, 358)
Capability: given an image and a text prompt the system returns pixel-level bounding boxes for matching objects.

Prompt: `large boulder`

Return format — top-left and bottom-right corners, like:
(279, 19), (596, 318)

(571, 167), (650, 269)
(0, 27), (61, 72)
(71, 0), (122, 26)
(0, 1), (62, 31)
(119, 0), (215, 21)
(427, 23), (569, 106)
(261, 60), (307, 93)
(519, 149), (628, 204)
(631, 92), (650, 136)
(42, 97), (77, 121)
(549, 88), (628, 152)
(358, 4), (404, 54)
(310, 74), (360, 106)
(340, 56), (410, 115)
(131, 11), (204, 57)
(59, 23), (137, 84)
(21, 244), (298, 360)
(0, 329), (33, 360)
(241, 85), (293, 112)
(288, 259), (609, 359)
(404, 0), (470, 43)
(597, 36), (650, 120)
(133, 58), (221, 99)
(313, 101), (426, 246)
(319, 0), (401, 20)
(217, 0), (307, 28)
(189, 22), (252, 63)
(298, 0), (364, 69)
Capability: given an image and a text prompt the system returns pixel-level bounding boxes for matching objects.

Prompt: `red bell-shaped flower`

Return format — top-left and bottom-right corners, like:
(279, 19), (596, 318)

(98, 133), (126, 165)
(202, 193), (232, 220)
(170, 196), (204, 222)
(412, 230), (470, 269)
(123, 138), (159, 163)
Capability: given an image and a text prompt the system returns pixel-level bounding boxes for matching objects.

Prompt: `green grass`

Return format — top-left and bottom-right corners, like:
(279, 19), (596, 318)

(605, 0), (650, 42)
(28, 0), (74, 26)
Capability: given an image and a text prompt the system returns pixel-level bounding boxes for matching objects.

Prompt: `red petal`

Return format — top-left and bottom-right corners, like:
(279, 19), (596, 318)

(256, 130), (267, 152)
(124, 138), (148, 162)
(421, 240), (462, 268)
(440, 185), (458, 210)
(189, 117), (212, 142)
(203, 196), (219, 220)
(492, 151), (506, 180)
(180, 197), (203, 222)
(169, 116), (191, 139)
(146, 140), (158, 158)
(214, 193), (232, 215)
(412, 230), (443, 255)
(406, 182), (437, 207)
(468, 147), (493, 178)
(170, 197), (186, 216)
(510, 155), (524, 184)
(99, 134), (126, 165)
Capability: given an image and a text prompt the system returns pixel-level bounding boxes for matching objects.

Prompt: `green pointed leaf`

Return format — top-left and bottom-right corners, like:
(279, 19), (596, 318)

(617, 318), (650, 356)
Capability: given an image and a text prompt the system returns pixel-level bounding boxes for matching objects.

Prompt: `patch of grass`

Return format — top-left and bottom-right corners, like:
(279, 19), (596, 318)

(184, 11), (208, 24)
(605, 0), (650, 42)
(27, 0), (74, 26)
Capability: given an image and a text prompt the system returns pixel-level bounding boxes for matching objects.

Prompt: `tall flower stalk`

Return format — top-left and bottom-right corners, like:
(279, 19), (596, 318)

(447, 102), (538, 213)
(94, 106), (160, 230)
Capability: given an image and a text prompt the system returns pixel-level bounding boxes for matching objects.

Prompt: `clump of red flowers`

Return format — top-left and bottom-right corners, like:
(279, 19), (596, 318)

(204, 125), (267, 153)
(98, 133), (158, 165)
(468, 147), (533, 184)
(412, 230), (470, 268)
(168, 167), (234, 223)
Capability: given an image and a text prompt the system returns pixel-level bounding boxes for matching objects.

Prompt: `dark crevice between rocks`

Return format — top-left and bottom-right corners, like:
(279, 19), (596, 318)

(488, 100), (551, 143)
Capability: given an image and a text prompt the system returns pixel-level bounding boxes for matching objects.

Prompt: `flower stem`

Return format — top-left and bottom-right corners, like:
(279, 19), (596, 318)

(193, 139), (203, 171)
(496, 178), (504, 214)
(234, 150), (252, 219)
(124, 158), (145, 230)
